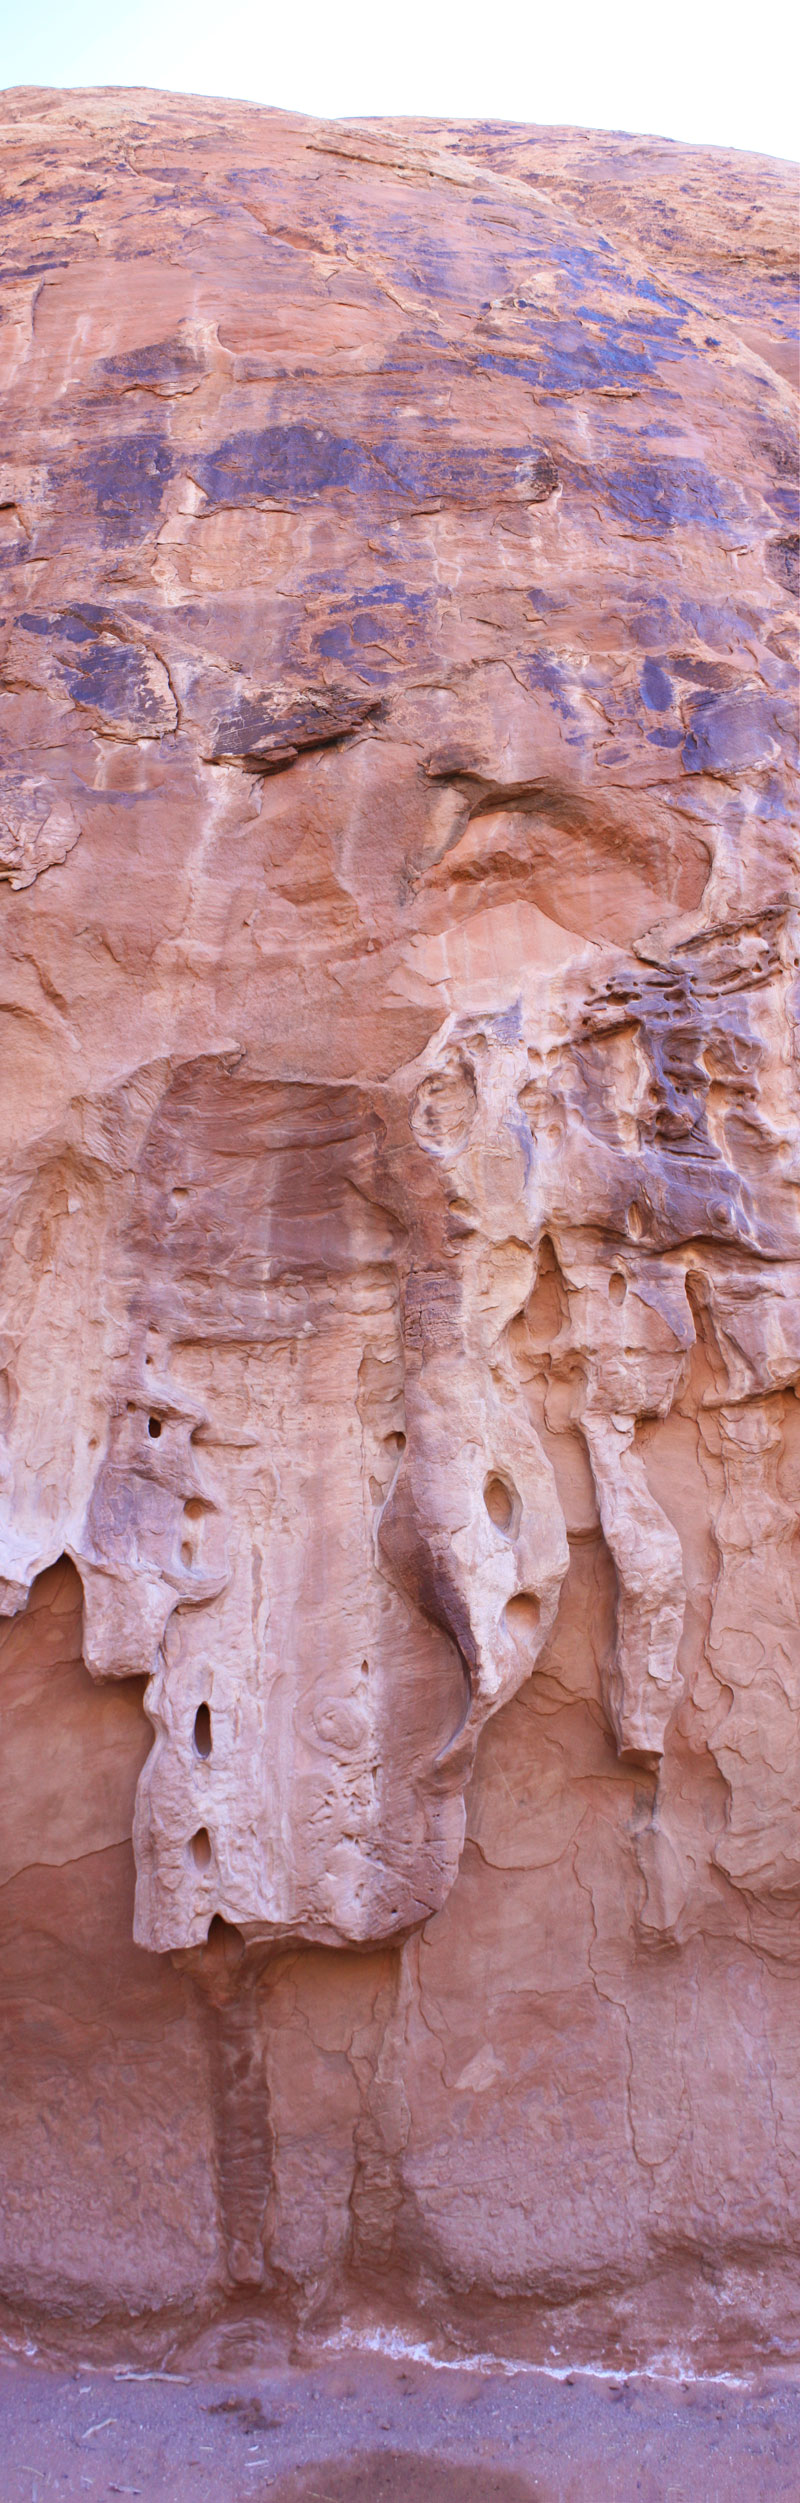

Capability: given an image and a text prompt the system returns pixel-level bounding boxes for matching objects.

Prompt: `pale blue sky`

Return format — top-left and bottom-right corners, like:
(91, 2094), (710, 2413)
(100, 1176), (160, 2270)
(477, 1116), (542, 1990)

(1, 0), (798, 161)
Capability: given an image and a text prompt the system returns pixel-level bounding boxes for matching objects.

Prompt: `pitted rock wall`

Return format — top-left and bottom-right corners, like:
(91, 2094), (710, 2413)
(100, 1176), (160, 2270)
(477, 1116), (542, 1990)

(0, 89), (798, 2369)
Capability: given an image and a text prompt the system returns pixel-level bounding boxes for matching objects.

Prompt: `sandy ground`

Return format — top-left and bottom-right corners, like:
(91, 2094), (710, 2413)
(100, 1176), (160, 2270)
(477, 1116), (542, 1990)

(0, 2346), (798, 2501)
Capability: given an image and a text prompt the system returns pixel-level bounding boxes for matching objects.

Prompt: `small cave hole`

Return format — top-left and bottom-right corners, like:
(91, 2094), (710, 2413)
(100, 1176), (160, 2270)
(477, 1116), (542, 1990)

(627, 1202), (644, 1241)
(524, 1232), (568, 1350)
(505, 1592), (541, 1641)
(193, 1702), (212, 1759)
(180, 1540), (193, 1567)
(190, 1825), (212, 1870)
(608, 1271), (627, 1304)
(619, 1745), (661, 1777)
(184, 1497), (205, 1520)
(484, 1473), (515, 1535)
(148, 1415), (162, 1439)
(205, 1913), (245, 1961)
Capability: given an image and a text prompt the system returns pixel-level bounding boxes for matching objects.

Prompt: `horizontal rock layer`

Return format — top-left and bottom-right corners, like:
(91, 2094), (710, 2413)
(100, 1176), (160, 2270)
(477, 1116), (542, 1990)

(0, 88), (798, 2367)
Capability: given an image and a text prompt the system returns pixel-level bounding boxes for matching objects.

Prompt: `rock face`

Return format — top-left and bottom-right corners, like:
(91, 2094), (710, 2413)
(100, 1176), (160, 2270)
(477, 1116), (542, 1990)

(0, 88), (798, 2364)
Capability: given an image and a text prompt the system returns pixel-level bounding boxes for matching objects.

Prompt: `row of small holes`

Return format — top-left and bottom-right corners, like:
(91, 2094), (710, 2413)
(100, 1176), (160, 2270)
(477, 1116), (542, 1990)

(190, 1709), (213, 1867)
(143, 1408), (212, 1876)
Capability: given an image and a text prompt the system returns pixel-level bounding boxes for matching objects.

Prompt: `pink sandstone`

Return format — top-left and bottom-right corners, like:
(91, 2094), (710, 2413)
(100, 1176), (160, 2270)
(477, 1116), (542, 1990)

(0, 86), (798, 2370)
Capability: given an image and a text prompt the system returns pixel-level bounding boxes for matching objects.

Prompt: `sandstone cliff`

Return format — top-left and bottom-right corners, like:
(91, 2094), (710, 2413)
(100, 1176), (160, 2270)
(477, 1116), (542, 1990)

(0, 88), (798, 2370)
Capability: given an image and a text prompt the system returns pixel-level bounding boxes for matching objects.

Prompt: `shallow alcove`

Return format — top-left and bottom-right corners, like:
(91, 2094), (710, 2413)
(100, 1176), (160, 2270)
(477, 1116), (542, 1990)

(504, 1591), (541, 1640)
(484, 1473), (516, 1534)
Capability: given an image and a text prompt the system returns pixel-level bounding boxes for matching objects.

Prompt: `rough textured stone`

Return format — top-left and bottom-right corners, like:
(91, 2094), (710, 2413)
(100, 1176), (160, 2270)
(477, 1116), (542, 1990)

(0, 88), (798, 2368)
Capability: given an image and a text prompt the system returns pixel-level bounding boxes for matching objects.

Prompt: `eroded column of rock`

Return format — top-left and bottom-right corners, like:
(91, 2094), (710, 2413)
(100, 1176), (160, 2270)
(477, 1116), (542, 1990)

(0, 88), (798, 2363)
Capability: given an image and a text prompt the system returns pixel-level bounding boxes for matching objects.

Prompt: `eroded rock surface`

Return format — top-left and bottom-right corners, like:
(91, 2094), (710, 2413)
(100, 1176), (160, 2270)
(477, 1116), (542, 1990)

(0, 88), (798, 2365)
